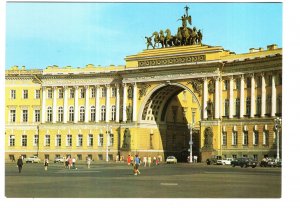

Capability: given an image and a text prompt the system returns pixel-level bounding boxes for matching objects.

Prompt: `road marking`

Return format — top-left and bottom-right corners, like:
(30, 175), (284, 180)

(160, 183), (178, 186)
(55, 170), (101, 173)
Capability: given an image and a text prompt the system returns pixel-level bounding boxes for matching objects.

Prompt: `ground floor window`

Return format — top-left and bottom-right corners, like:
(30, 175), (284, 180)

(98, 154), (103, 160)
(77, 154), (82, 160)
(222, 131), (227, 146)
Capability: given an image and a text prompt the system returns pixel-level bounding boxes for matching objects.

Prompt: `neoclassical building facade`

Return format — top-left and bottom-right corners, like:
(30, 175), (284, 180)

(5, 43), (282, 162)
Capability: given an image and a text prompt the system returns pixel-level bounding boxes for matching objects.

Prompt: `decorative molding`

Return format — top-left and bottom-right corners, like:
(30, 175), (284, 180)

(187, 79), (202, 96)
(138, 55), (206, 67)
(138, 83), (151, 100)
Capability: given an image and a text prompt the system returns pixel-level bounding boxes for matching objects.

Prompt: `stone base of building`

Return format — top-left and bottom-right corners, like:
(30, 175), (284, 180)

(201, 150), (217, 162)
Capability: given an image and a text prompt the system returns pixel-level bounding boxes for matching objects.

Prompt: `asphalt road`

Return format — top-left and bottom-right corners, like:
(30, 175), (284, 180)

(5, 162), (281, 198)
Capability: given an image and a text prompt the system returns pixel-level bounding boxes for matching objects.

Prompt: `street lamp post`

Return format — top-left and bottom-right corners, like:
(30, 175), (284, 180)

(274, 117), (282, 161)
(106, 123), (112, 162)
(188, 123), (194, 163)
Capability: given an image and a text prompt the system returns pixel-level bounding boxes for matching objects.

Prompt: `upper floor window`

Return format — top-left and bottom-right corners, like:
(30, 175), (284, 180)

(80, 88), (85, 98)
(69, 106), (74, 122)
(90, 106), (96, 122)
(22, 135), (27, 147)
(277, 95), (282, 114)
(48, 89), (52, 99)
(101, 87), (106, 97)
(35, 90), (40, 99)
(70, 89), (75, 98)
(246, 77), (251, 88)
(77, 134), (83, 147)
(235, 79), (240, 90)
(80, 106), (85, 122)
(56, 135), (61, 147)
(222, 131), (227, 146)
(11, 90), (16, 99)
(23, 90), (28, 99)
(88, 134), (93, 147)
(91, 87), (95, 98)
(232, 131), (238, 146)
(263, 130), (269, 145)
(45, 135), (50, 147)
(47, 107), (52, 122)
(111, 87), (117, 97)
(256, 76), (262, 88)
(98, 134), (103, 147)
(111, 105), (116, 121)
(58, 107), (63, 122)
(35, 110), (40, 122)
(67, 134), (72, 147)
(58, 89), (63, 99)
(9, 135), (15, 147)
(246, 97), (251, 116)
(34, 135), (39, 147)
(267, 75), (272, 86)
(101, 105), (106, 121)
(22, 109), (28, 122)
(224, 99), (229, 116)
(10, 109), (16, 122)
(278, 73), (282, 86)
(256, 96), (261, 115)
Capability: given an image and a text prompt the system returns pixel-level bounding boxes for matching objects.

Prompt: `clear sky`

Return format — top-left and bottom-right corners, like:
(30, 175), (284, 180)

(5, 2), (282, 69)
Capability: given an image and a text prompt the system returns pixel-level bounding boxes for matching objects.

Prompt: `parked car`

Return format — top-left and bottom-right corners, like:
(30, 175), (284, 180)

(209, 155), (222, 165)
(259, 158), (281, 167)
(166, 156), (177, 164)
(24, 156), (41, 163)
(231, 157), (257, 168)
(217, 158), (234, 165)
(54, 156), (66, 163)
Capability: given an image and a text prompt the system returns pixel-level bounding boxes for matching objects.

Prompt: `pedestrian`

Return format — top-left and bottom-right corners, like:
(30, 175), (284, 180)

(87, 157), (91, 169)
(68, 156), (72, 170)
(65, 156), (69, 168)
(17, 156), (23, 173)
(72, 156), (77, 169)
(153, 156), (156, 165)
(130, 155), (134, 166)
(44, 158), (49, 171)
(147, 156), (151, 167)
(194, 155), (198, 163)
(127, 155), (131, 166)
(133, 154), (141, 175)
(156, 157), (159, 165)
(143, 156), (147, 167)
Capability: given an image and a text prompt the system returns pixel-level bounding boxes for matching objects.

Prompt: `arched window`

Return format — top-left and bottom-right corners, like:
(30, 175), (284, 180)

(47, 107), (52, 122)
(69, 106), (74, 122)
(58, 107), (63, 122)
(101, 105), (106, 121)
(90, 106), (96, 122)
(80, 106), (85, 122)
(111, 105), (116, 121)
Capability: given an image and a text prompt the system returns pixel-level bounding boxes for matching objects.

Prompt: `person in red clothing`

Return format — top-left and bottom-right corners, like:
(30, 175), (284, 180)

(127, 155), (131, 166)
(68, 156), (72, 170)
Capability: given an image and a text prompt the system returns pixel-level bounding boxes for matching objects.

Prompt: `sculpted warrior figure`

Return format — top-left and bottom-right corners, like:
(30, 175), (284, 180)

(145, 36), (153, 49)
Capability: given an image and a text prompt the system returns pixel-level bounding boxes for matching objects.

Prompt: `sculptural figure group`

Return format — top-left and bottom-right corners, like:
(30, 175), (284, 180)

(145, 6), (203, 49)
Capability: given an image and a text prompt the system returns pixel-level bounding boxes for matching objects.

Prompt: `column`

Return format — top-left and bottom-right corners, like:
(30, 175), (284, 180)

(41, 86), (46, 123)
(115, 84), (120, 122)
(84, 85), (89, 123)
(240, 75), (244, 118)
(229, 76), (234, 119)
(203, 78), (208, 120)
(271, 74), (277, 117)
(122, 83), (127, 122)
(74, 86), (79, 123)
(95, 85), (100, 122)
(261, 74), (266, 117)
(250, 74), (255, 118)
(214, 77), (219, 119)
(52, 86), (57, 123)
(219, 78), (223, 119)
(132, 83), (137, 122)
(63, 86), (68, 123)
(105, 84), (110, 122)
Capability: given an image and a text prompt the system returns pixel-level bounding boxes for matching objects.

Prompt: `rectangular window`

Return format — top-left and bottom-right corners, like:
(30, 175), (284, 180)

(77, 134), (83, 147)
(67, 134), (72, 147)
(257, 76), (262, 88)
(243, 131), (248, 145)
(192, 111), (196, 124)
(35, 90), (40, 99)
(246, 97), (251, 116)
(56, 135), (61, 147)
(253, 131), (259, 145)
(34, 135), (39, 147)
(246, 77), (251, 88)
(101, 87), (106, 97)
(224, 80), (229, 90)
(222, 132), (227, 146)
(45, 135), (50, 147)
(70, 89), (75, 98)
(35, 110), (40, 122)
(224, 99), (229, 116)
(22, 135), (27, 147)
(22, 109), (28, 122)
(235, 98), (240, 117)
(58, 89), (63, 99)
(110, 134), (114, 147)
(235, 80), (240, 90)
(111, 87), (116, 97)
(263, 130), (269, 145)
(48, 89), (52, 99)
(91, 87), (95, 98)
(267, 75), (272, 86)
(11, 90), (16, 99)
(98, 134), (103, 147)
(9, 135), (15, 147)
(80, 88), (85, 98)
(232, 131), (238, 146)
(23, 90), (28, 99)
(88, 134), (93, 147)
(10, 109), (16, 122)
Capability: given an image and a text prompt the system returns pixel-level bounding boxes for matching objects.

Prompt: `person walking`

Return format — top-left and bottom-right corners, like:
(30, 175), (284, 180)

(194, 155), (198, 163)
(143, 156), (147, 167)
(68, 156), (72, 170)
(133, 154), (141, 175)
(72, 156), (77, 169)
(87, 157), (91, 169)
(153, 156), (157, 165)
(17, 156), (23, 173)
(44, 158), (49, 171)
(147, 156), (152, 167)
(127, 155), (131, 166)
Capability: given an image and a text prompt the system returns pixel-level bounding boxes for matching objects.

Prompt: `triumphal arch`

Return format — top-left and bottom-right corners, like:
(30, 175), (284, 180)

(5, 7), (282, 162)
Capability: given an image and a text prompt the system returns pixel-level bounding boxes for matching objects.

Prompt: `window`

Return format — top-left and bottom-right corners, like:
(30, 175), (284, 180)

(235, 98), (240, 117)
(192, 111), (196, 124)
(67, 134), (72, 147)
(246, 77), (251, 88)
(56, 135), (61, 147)
(266, 95), (272, 114)
(224, 80), (229, 90)
(109, 134), (114, 147)
(111, 105), (116, 121)
(11, 90), (16, 99)
(48, 89), (52, 99)
(23, 90), (28, 99)
(222, 131), (227, 146)
(47, 107), (52, 122)
(224, 99), (229, 116)
(70, 88), (75, 98)
(256, 96), (261, 115)
(253, 131), (259, 145)
(90, 106), (96, 122)
(35, 90), (40, 99)
(9, 135), (15, 147)
(80, 106), (85, 122)
(45, 135), (50, 147)
(69, 106), (74, 122)
(35, 110), (40, 122)
(22, 109), (28, 122)
(263, 130), (269, 145)
(232, 131), (238, 146)
(246, 97), (251, 116)
(10, 109), (16, 122)
(22, 135), (27, 147)
(111, 87), (116, 97)
(58, 89), (63, 99)
(277, 95), (282, 114)
(101, 87), (106, 97)
(77, 134), (83, 147)
(91, 87), (95, 98)
(80, 88), (85, 98)
(243, 131), (248, 145)
(267, 75), (272, 86)
(88, 134), (93, 147)
(257, 76), (262, 88)
(101, 105), (106, 121)
(235, 79), (240, 90)
(34, 135), (39, 147)
(98, 134), (103, 147)
(58, 107), (63, 122)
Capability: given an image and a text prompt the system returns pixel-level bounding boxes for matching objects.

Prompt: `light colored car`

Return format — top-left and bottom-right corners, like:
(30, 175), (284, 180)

(24, 156), (41, 163)
(54, 156), (66, 163)
(166, 156), (177, 164)
(217, 158), (233, 165)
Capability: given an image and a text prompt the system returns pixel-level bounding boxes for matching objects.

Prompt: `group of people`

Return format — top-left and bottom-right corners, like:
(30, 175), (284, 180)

(127, 154), (162, 167)
(65, 156), (77, 170)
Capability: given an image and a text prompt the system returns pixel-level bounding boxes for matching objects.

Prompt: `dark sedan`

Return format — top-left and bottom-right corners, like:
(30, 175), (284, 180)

(231, 157), (258, 168)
